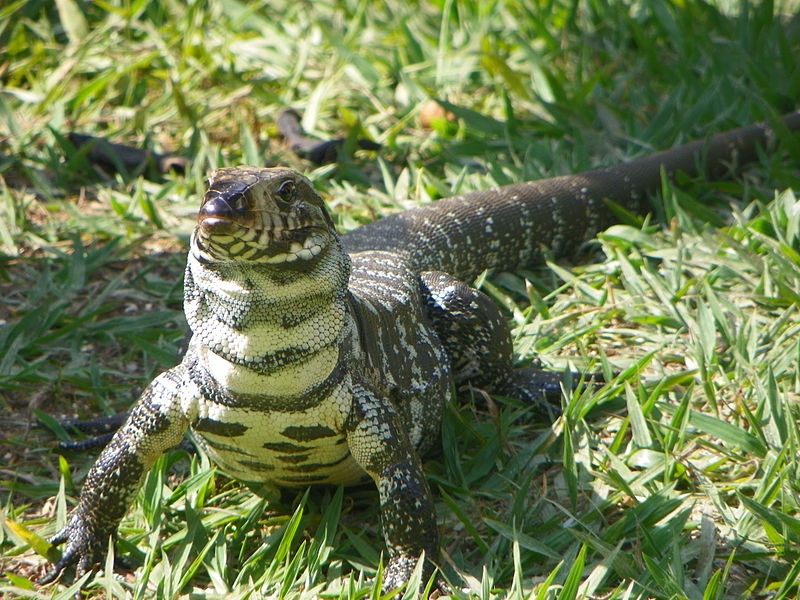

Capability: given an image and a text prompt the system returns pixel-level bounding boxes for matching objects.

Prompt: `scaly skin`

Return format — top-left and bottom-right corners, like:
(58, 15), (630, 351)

(42, 112), (800, 591)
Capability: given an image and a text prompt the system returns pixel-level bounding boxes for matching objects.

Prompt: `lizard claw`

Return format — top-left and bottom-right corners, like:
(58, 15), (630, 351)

(39, 514), (107, 587)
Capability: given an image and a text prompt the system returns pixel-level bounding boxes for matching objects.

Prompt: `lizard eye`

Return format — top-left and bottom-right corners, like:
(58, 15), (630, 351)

(275, 180), (295, 206)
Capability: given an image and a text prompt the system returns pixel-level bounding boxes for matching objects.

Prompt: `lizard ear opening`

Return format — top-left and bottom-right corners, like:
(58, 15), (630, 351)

(320, 203), (336, 231)
(294, 177), (337, 232)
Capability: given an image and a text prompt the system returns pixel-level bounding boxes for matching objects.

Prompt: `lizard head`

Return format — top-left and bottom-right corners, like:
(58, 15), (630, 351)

(194, 166), (337, 264)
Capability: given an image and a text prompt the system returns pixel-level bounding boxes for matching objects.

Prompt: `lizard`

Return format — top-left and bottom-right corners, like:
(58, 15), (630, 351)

(41, 111), (800, 592)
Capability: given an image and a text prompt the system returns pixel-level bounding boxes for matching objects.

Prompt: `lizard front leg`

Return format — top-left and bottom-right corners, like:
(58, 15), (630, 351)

(41, 366), (191, 585)
(344, 383), (440, 591)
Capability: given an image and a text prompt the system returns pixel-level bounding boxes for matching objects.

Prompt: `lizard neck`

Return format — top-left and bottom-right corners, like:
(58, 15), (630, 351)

(183, 236), (352, 398)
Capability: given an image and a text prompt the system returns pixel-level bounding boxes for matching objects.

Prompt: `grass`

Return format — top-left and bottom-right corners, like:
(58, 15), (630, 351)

(1, 0), (800, 598)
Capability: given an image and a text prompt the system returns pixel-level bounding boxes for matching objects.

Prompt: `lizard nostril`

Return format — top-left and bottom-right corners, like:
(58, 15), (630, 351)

(200, 196), (236, 219)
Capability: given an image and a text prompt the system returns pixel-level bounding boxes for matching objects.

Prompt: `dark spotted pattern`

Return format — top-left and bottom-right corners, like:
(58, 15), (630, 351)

(274, 473), (334, 484)
(276, 453), (311, 464)
(193, 417), (248, 437)
(283, 452), (353, 472)
(43, 115), (800, 593)
(237, 460), (277, 473)
(41, 368), (190, 585)
(263, 441), (312, 453)
(344, 116), (800, 280)
(185, 353), (349, 413)
(280, 424), (338, 441)
(200, 438), (257, 457)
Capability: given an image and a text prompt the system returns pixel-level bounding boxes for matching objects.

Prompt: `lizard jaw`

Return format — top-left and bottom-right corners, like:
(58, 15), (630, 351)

(194, 220), (329, 264)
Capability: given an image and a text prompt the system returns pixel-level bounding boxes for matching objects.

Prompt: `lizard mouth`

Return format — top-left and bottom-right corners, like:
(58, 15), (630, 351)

(195, 214), (329, 264)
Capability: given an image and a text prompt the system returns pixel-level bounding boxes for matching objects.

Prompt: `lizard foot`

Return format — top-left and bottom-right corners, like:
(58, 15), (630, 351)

(39, 512), (110, 586)
(497, 366), (605, 420)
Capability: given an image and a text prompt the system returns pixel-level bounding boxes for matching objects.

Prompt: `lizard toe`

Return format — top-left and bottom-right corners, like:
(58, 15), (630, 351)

(39, 515), (108, 587)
